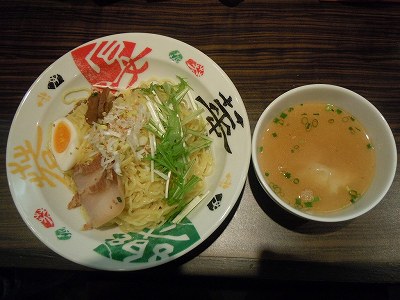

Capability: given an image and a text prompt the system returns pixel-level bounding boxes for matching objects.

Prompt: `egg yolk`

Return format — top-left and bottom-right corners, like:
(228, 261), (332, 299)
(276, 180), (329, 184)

(53, 121), (71, 153)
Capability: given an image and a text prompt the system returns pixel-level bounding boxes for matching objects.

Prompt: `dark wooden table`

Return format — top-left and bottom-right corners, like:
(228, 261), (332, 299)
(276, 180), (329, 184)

(1, 0), (400, 284)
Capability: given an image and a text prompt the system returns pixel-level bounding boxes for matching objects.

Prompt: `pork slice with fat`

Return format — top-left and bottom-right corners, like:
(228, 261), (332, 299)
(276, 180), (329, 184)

(80, 169), (125, 230)
(68, 155), (104, 209)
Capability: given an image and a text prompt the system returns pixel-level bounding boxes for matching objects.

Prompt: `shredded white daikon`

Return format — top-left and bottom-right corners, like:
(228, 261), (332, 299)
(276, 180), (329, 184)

(154, 169), (168, 181)
(172, 191), (210, 224)
(187, 90), (198, 110)
(149, 132), (156, 182)
(165, 171), (172, 198)
(87, 96), (149, 172)
(145, 96), (166, 134)
(152, 90), (162, 105)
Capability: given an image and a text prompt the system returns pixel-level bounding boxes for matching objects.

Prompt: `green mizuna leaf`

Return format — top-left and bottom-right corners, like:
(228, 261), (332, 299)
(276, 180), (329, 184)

(141, 77), (211, 210)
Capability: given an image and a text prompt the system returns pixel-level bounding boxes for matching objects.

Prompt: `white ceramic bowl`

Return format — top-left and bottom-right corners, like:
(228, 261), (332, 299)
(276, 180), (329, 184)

(252, 84), (397, 222)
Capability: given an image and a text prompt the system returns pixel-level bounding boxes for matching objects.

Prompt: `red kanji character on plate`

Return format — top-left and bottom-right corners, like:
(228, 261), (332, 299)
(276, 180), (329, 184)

(72, 40), (152, 89)
(186, 59), (204, 77)
(34, 208), (54, 228)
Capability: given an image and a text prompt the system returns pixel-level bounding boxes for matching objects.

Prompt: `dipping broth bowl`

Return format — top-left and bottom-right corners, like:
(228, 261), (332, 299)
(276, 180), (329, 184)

(251, 84), (397, 222)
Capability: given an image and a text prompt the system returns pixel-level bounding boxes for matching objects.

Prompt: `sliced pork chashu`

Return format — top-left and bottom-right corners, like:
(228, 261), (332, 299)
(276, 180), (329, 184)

(68, 154), (125, 230)
(80, 169), (124, 230)
(85, 88), (114, 124)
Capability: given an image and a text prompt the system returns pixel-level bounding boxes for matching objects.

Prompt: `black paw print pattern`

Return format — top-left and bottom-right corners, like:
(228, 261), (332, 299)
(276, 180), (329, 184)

(48, 74), (64, 89)
(207, 193), (222, 211)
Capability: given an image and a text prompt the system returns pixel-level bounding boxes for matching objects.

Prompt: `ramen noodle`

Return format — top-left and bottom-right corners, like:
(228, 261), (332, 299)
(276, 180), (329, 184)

(50, 77), (213, 232)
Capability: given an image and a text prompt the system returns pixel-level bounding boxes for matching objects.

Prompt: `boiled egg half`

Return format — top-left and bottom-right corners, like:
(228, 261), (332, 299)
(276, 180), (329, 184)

(50, 117), (80, 171)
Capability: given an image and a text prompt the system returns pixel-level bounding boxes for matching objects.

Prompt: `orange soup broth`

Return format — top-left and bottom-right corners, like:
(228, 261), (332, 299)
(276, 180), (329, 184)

(258, 103), (376, 213)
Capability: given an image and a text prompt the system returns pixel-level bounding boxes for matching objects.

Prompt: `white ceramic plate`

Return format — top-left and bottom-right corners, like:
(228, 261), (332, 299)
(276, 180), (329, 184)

(6, 33), (251, 270)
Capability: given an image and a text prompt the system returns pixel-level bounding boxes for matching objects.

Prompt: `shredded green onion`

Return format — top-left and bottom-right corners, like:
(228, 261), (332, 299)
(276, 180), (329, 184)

(291, 144), (300, 153)
(348, 188), (361, 203)
(270, 182), (283, 196)
(326, 104), (335, 111)
(283, 172), (291, 179)
(295, 197), (302, 208)
(294, 195), (319, 209)
(304, 201), (313, 208)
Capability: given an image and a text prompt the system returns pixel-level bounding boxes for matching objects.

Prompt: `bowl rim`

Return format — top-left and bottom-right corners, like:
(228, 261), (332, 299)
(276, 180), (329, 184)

(251, 84), (397, 222)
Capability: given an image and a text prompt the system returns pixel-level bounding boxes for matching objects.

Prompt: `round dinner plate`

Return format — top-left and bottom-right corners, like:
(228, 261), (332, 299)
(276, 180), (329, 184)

(6, 33), (251, 270)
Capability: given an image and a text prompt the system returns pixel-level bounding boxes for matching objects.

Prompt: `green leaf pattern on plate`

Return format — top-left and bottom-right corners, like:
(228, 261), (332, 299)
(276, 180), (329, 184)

(94, 217), (200, 263)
